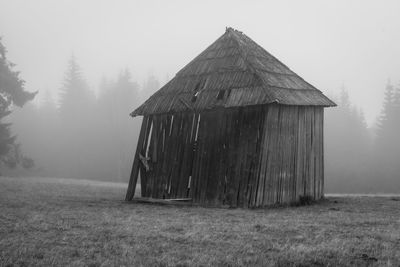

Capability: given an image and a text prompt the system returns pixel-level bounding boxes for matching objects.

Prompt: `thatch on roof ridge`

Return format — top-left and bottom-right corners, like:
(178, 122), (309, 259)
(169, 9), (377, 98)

(131, 28), (335, 117)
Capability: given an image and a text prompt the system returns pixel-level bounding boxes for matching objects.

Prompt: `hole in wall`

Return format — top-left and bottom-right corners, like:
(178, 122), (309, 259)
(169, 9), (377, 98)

(217, 90), (225, 100)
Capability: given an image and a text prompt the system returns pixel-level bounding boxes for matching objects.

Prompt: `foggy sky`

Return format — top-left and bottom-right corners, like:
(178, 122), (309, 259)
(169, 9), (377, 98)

(1, 0), (400, 125)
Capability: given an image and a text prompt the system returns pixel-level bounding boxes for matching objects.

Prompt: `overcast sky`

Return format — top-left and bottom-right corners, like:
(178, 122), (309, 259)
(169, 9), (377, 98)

(1, 0), (399, 125)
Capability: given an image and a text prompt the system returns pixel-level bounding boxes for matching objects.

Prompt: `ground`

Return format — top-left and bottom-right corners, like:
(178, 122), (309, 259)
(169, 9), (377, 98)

(0, 177), (399, 267)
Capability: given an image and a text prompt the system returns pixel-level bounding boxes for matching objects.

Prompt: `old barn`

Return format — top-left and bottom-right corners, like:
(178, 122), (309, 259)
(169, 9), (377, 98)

(126, 28), (335, 208)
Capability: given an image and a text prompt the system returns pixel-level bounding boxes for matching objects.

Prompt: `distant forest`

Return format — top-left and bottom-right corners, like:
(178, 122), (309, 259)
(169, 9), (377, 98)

(3, 54), (400, 193)
(325, 82), (400, 193)
(5, 56), (159, 182)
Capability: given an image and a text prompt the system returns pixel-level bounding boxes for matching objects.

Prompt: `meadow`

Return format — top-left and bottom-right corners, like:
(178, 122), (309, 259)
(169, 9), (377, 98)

(0, 176), (399, 266)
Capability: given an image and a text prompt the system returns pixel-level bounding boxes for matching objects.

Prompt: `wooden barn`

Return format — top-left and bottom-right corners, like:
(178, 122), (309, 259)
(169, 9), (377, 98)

(125, 28), (335, 208)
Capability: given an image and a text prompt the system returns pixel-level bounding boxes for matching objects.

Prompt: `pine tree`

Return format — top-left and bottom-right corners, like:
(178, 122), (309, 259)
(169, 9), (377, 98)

(393, 84), (400, 140)
(95, 69), (140, 181)
(324, 87), (372, 193)
(339, 87), (351, 110)
(114, 69), (140, 116)
(57, 56), (95, 179)
(372, 80), (400, 187)
(376, 81), (395, 141)
(0, 38), (36, 168)
(58, 55), (94, 119)
(141, 74), (160, 101)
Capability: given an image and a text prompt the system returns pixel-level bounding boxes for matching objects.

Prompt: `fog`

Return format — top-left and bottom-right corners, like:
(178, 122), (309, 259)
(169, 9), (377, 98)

(1, 0), (400, 192)
(2, 0), (400, 123)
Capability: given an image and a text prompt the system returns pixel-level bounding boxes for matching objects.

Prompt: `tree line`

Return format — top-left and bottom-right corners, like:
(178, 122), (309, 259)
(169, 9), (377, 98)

(325, 82), (400, 193)
(1, 38), (399, 192)
(4, 54), (160, 182)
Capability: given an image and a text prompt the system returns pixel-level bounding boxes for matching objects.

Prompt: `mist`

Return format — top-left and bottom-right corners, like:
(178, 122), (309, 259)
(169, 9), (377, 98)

(1, 0), (400, 193)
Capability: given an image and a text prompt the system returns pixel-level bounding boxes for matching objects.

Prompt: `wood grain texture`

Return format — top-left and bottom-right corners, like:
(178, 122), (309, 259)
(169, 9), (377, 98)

(126, 105), (326, 207)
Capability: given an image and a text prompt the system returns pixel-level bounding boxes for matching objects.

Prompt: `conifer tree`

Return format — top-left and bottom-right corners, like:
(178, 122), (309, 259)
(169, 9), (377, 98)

(0, 38), (36, 168)
(373, 80), (400, 181)
(95, 69), (140, 181)
(324, 87), (371, 192)
(57, 56), (96, 179)
(376, 81), (395, 142)
(141, 74), (160, 101)
(58, 55), (94, 120)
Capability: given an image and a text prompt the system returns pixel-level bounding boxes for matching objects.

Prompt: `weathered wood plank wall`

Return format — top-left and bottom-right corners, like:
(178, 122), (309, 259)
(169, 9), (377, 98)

(126, 104), (324, 207)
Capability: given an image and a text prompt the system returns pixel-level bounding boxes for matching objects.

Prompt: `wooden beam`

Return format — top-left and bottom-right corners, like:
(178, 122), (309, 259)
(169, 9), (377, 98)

(125, 116), (150, 201)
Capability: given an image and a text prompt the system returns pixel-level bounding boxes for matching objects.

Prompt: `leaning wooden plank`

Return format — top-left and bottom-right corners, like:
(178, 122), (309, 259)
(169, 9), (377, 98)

(263, 105), (279, 206)
(243, 106), (258, 207)
(248, 108), (263, 207)
(242, 107), (259, 207)
(197, 112), (210, 204)
(205, 110), (224, 205)
(289, 107), (297, 202)
(125, 116), (150, 201)
(239, 108), (251, 207)
(241, 108), (255, 207)
(291, 106), (299, 202)
(235, 109), (247, 207)
(306, 107), (313, 199)
(314, 108), (320, 199)
(320, 108), (324, 198)
(160, 115), (172, 198)
(201, 112), (215, 205)
(150, 116), (162, 198)
(230, 108), (244, 207)
(187, 113), (200, 199)
(285, 107), (295, 203)
(318, 108), (323, 199)
(218, 110), (233, 205)
(272, 105), (282, 205)
(156, 114), (169, 198)
(296, 107), (304, 200)
(168, 114), (183, 198)
(177, 113), (194, 198)
(225, 109), (240, 207)
(317, 107), (324, 199)
(275, 106), (284, 204)
(192, 113), (207, 203)
(140, 116), (154, 197)
(308, 107), (315, 199)
(152, 115), (163, 198)
(280, 107), (289, 203)
(214, 110), (228, 205)
(168, 113), (181, 198)
(132, 197), (193, 206)
(129, 197), (231, 208)
(189, 114), (201, 202)
(216, 110), (229, 205)
(256, 105), (269, 206)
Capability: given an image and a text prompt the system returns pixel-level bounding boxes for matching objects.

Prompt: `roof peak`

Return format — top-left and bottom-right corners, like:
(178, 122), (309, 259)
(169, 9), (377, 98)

(225, 27), (243, 35)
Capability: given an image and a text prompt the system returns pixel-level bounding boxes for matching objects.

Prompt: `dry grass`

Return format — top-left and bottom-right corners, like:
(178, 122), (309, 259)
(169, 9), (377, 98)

(1, 177), (399, 266)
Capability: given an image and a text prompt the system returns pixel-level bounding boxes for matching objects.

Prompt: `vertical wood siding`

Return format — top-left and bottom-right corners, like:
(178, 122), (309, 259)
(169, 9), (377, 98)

(126, 104), (325, 207)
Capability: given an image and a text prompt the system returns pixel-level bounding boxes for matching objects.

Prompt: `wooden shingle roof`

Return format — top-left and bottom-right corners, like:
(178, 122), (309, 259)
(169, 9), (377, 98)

(132, 28), (335, 116)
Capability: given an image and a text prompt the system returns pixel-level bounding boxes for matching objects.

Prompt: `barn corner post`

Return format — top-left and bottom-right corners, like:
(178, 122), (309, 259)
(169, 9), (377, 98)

(125, 116), (149, 201)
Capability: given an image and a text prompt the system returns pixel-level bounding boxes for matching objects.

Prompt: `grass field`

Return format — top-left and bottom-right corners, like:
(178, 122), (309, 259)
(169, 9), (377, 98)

(1, 177), (399, 266)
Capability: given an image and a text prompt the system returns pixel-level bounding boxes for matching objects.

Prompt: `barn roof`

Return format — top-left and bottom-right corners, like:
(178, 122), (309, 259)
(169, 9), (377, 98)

(132, 28), (336, 116)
